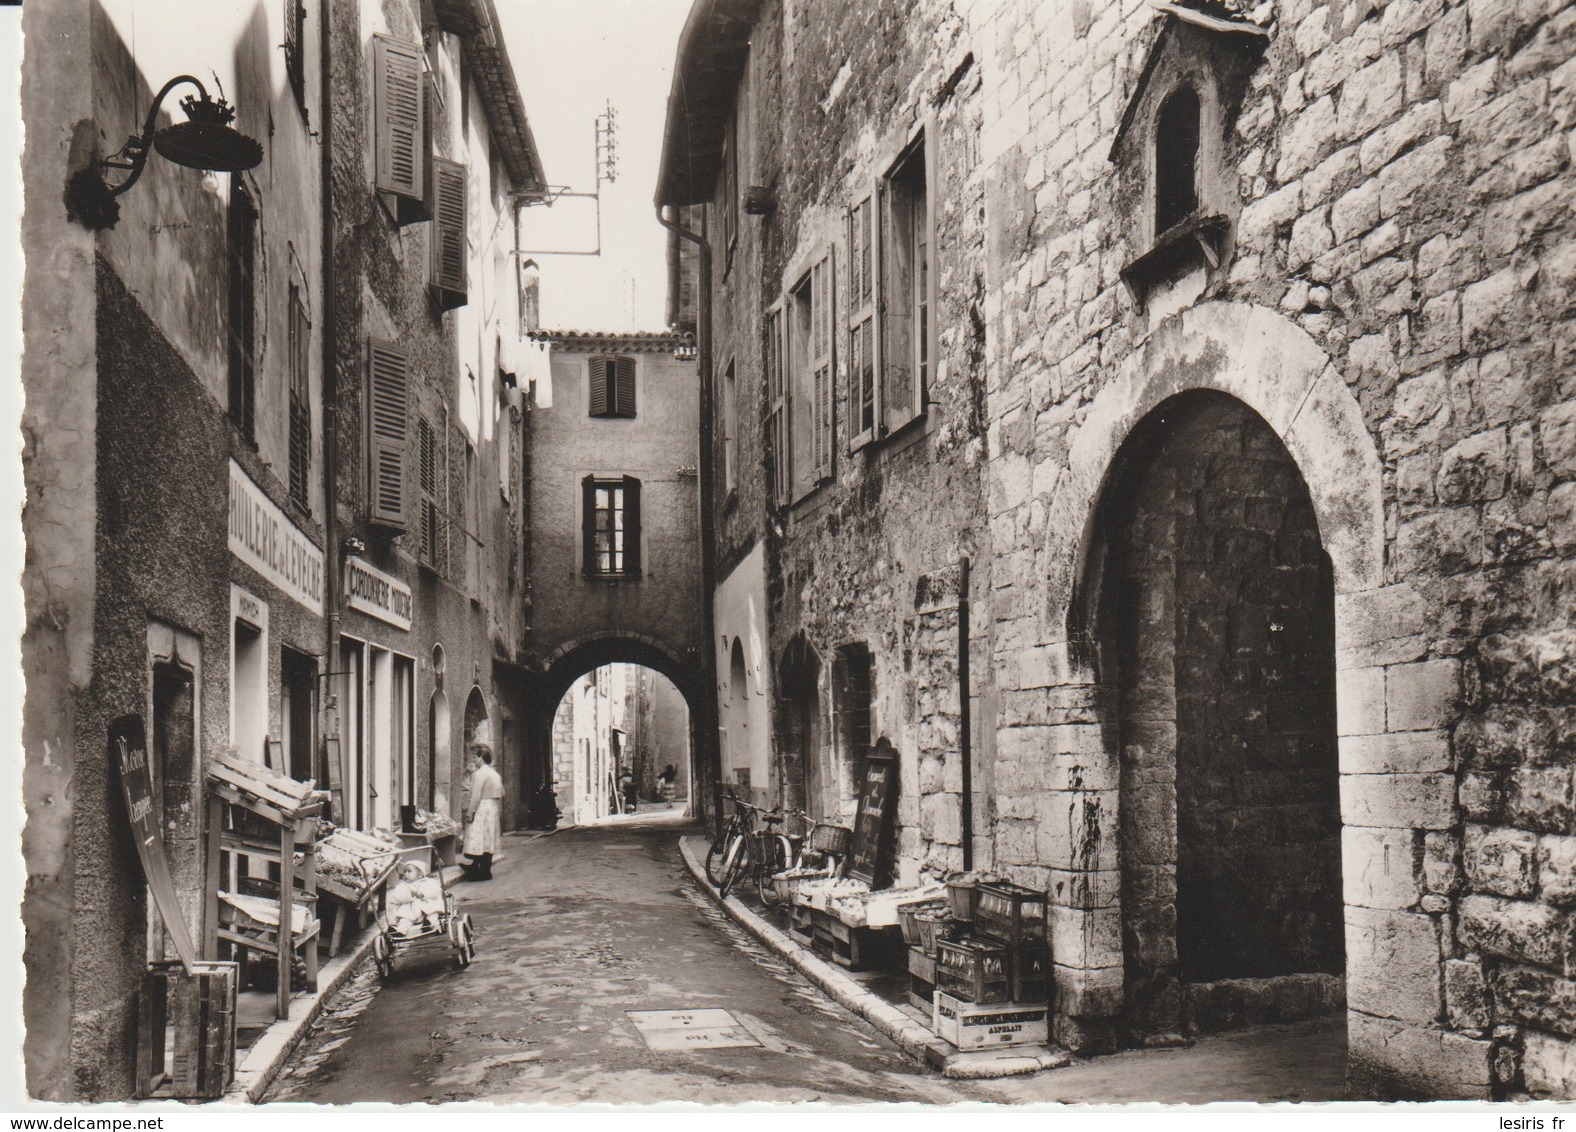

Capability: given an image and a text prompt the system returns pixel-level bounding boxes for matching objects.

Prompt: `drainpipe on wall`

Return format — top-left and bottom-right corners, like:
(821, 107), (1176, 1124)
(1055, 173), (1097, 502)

(319, 0), (342, 807)
(655, 205), (721, 836)
(959, 555), (973, 871)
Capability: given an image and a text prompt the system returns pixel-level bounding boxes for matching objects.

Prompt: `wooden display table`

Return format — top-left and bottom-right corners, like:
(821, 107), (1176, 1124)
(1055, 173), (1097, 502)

(315, 829), (399, 957)
(204, 753), (322, 1020)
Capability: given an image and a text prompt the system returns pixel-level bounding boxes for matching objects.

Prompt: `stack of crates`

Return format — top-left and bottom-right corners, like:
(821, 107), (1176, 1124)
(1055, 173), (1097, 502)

(896, 898), (953, 1010)
(929, 879), (1050, 1052)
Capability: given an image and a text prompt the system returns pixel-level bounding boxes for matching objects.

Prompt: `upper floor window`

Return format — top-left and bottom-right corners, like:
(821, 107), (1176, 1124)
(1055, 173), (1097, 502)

(1155, 85), (1200, 235)
(374, 34), (432, 225)
(722, 360), (738, 494)
(287, 284), (311, 508)
(589, 356), (636, 418)
(227, 180), (258, 443)
(284, 0), (307, 116)
(784, 251), (834, 500)
(429, 157), (468, 310)
(581, 475), (642, 579)
(847, 131), (933, 450)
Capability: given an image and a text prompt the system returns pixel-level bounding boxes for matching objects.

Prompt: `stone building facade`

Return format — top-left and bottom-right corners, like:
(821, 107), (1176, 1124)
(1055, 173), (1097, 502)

(521, 331), (702, 825)
(658, 0), (1576, 1100)
(20, 0), (545, 1099)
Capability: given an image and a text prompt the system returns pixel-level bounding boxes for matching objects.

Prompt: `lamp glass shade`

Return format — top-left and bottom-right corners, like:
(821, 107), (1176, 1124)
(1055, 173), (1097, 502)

(153, 121), (263, 173)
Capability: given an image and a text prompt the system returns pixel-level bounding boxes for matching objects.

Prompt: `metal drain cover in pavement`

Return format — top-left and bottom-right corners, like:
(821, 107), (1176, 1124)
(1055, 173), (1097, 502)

(627, 1009), (762, 1051)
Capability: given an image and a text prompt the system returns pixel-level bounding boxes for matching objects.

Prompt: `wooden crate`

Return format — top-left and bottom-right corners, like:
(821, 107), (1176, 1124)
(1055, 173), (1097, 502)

(932, 990), (1049, 1052)
(1010, 940), (1052, 1005)
(936, 936), (1010, 1003)
(794, 905), (901, 970)
(136, 961), (238, 1099)
(972, 881), (1048, 950)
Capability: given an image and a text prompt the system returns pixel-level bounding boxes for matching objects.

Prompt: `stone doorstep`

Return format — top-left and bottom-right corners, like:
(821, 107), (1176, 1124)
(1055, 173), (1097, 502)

(676, 836), (1072, 1081)
(219, 921), (383, 1104)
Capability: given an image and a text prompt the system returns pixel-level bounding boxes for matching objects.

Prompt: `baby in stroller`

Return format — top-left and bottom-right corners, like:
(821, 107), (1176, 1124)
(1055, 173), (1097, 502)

(387, 859), (444, 937)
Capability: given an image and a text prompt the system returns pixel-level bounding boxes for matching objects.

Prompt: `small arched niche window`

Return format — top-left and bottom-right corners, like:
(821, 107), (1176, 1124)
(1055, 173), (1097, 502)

(1154, 85), (1200, 235)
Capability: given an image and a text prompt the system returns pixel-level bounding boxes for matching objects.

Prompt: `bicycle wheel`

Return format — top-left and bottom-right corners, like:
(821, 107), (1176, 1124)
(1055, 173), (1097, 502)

(704, 824), (732, 886)
(718, 833), (750, 897)
(758, 836), (790, 907)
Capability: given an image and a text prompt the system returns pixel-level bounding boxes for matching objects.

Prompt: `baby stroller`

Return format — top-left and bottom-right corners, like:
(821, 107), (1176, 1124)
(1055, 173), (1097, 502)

(371, 853), (476, 979)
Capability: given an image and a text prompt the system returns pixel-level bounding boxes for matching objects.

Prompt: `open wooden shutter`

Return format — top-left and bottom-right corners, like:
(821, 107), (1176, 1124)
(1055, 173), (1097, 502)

(811, 250), (835, 482)
(589, 358), (610, 416)
(368, 339), (410, 530)
(418, 416), (442, 570)
(848, 197), (879, 449)
(614, 357), (636, 417)
(765, 307), (788, 507)
(581, 474), (597, 575)
(622, 476), (642, 577)
(429, 158), (467, 309)
(374, 36), (425, 205)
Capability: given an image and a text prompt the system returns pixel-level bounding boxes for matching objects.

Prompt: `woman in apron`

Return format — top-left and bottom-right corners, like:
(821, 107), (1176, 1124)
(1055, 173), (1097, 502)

(461, 743), (503, 880)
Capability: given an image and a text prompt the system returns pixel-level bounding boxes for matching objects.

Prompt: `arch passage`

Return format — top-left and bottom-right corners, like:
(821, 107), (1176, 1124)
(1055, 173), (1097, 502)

(1096, 392), (1344, 1039)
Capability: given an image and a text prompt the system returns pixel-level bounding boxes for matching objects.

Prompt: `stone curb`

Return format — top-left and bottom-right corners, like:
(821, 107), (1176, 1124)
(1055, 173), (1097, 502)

(220, 922), (381, 1104)
(676, 836), (1068, 1080)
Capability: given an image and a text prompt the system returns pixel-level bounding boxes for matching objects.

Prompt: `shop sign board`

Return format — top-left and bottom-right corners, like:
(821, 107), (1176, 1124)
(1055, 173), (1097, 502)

(345, 555), (413, 631)
(227, 460), (325, 616)
(849, 749), (898, 888)
(110, 714), (197, 971)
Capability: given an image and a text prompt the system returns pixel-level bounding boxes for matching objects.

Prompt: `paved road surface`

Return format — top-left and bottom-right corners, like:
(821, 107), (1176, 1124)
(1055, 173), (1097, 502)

(267, 813), (985, 1105)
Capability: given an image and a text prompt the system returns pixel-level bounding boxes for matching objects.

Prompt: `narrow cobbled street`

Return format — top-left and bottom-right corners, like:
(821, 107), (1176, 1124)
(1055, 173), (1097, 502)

(266, 813), (985, 1105)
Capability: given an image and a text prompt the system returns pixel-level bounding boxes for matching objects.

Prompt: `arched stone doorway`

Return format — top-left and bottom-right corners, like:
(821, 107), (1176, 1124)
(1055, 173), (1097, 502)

(1091, 391), (1344, 1041)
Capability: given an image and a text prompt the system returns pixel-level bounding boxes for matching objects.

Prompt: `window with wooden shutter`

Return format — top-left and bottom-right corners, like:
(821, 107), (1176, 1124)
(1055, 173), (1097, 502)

(765, 306), (789, 508)
(367, 339), (410, 531)
(881, 134), (930, 435)
(374, 35), (426, 215)
(847, 196), (879, 450)
(418, 416), (446, 573)
(227, 180), (257, 443)
(588, 356), (636, 418)
(622, 475), (642, 577)
(429, 157), (467, 309)
(810, 251), (835, 483)
(288, 284), (312, 508)
(284, 0), (307, 115)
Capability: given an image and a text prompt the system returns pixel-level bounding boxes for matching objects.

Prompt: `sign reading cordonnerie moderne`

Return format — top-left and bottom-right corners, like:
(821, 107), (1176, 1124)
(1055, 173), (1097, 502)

(345, 555), (414, 631)
(228, 459), (325, 616)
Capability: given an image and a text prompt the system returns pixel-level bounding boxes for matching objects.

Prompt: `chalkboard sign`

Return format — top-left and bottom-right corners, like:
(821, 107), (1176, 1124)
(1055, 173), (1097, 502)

(110, 714), (197, 970)
(848, 750), (898, 888)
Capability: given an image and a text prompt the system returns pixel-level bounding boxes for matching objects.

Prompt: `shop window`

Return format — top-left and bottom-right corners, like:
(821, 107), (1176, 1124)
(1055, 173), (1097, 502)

(227, 180), (257, 443)
(1155, 86), (1200, 235)
(231, 616), (266, 762)
(833, 643), (873, 785)
(581, 475), (642, 579)
(288, 284), (312, 509)
(589, 356), (636, 418)
(281, 649), (317, 783)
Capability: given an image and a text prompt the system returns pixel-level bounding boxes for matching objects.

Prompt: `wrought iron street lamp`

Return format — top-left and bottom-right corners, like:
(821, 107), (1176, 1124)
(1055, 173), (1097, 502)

(67, 75), (263, 230)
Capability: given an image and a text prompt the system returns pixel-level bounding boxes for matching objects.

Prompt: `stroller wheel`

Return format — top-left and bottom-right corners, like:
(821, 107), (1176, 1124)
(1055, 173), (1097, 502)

(454, 914), (475, 968)
(373, 932), (393, 980)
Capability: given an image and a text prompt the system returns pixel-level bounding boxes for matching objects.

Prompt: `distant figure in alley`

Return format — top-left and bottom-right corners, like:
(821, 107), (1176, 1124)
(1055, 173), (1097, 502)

(461, 745), (503, 881)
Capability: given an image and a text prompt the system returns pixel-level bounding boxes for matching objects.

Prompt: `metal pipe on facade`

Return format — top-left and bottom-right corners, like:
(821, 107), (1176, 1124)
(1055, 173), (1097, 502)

(655, 204), (721, 836)
(959, 555), (973, 870)
(319, 0), (342, 802)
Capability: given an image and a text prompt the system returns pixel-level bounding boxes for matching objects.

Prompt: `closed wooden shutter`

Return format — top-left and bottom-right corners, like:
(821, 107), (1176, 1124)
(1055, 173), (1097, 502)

(589, 358), (610, 416)
(848, 196), (879, 448)
(429, 158), (467, 309)
(622, 476), (642, 577)
(811, 250), (835, 482)
(375, 36), (425, 203)
(614, 357), (636, 417)
(368, 339), (410, 530)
